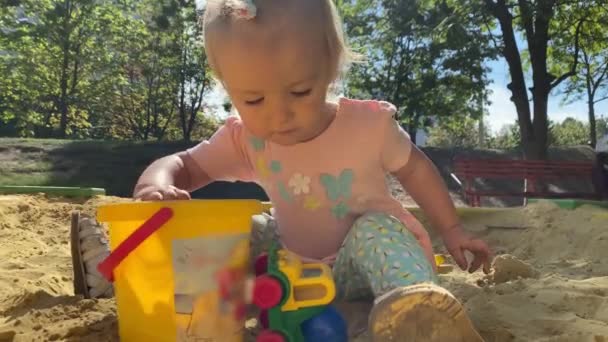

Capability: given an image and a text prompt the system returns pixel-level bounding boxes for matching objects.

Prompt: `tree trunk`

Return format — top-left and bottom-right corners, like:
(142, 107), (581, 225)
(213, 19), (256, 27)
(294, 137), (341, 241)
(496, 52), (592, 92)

(529, 87), (550, 160)
(484, 0), (571, 161)
(409, 126), (417, 145)
(486, 0), (535, 158)
(144, 76), (155, 141)
(179, 39), (188, 141)
(58, 0), (72, 138)
(478, 96), (485, 147)
(407, 113), (418, 145)
(586, 56), (597, 148)
(527, 43), (552, 195)
(588, 97), (597, 148)
(527, 0), (556, 161)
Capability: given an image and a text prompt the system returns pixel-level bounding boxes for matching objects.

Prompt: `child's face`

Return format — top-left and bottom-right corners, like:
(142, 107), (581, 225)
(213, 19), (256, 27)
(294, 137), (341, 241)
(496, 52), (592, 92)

(215, 19), (335, 146)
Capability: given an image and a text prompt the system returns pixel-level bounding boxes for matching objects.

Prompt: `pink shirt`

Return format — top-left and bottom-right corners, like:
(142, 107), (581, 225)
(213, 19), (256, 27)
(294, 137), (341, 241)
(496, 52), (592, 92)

(188, 98), (416, 260)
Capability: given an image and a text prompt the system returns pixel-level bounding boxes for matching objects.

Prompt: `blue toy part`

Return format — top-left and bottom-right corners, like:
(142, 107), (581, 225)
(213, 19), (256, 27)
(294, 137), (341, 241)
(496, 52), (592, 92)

(300, 305), (348, 342)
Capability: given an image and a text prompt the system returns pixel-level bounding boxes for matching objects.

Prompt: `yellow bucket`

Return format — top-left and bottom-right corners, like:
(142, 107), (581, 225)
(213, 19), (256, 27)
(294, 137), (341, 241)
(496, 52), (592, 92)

(96, 199), (268, 342)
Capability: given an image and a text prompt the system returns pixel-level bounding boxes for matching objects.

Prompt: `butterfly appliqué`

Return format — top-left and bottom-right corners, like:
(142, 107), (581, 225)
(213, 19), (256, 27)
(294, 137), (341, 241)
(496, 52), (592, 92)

(320, 169), (354, 219)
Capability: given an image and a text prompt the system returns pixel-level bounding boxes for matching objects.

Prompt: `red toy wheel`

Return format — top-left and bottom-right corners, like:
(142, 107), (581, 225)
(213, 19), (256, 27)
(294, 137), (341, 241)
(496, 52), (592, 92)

(253, 275), (283, 309)
(256, 330), (286, 342)
(254, 253), (269, 276)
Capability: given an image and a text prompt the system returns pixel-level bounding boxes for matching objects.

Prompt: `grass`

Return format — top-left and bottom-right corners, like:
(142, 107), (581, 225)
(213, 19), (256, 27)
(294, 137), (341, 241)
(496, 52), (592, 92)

(0, 138), (597, 201)
(2, 138), (267, 195)
(0, 138), (266, 199)
(0, 172), (51, 186)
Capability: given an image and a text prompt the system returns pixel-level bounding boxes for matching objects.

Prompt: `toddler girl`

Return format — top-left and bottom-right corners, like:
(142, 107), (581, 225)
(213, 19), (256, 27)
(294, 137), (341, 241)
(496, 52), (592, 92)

(130, 0), (492, 340)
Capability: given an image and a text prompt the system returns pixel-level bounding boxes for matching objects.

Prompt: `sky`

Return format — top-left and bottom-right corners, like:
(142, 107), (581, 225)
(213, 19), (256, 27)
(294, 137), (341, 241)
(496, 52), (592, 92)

(486, 58), (608, 133)
(196, 0), (608, 133)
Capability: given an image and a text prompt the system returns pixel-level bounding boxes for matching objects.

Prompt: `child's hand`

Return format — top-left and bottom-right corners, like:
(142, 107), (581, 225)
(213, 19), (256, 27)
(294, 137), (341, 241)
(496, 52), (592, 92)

(133, 184), (191, 201)
(442, 226), (492, 274)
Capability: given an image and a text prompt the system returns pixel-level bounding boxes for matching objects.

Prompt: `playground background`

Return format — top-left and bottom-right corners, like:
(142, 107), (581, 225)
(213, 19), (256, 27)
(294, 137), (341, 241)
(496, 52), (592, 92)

(0, 139), (606, 341)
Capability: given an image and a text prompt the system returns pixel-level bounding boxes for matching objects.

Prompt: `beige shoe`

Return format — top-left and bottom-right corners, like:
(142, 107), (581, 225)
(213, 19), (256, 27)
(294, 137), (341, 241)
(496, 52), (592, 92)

(369, 283), (484, 342)
(71, 211), (114, 299)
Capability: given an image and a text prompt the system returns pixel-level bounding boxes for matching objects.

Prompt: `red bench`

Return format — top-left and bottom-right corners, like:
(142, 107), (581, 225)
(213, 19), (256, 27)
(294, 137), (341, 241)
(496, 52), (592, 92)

(451, 157), (600, 207)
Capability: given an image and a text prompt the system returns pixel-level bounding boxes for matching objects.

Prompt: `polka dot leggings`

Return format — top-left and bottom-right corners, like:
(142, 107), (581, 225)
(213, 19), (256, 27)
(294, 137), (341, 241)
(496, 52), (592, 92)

(250, 212), (437, 301)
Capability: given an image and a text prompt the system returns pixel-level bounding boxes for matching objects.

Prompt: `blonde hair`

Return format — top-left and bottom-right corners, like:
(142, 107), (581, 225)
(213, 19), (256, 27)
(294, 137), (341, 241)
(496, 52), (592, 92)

(201, 0), (361, 85)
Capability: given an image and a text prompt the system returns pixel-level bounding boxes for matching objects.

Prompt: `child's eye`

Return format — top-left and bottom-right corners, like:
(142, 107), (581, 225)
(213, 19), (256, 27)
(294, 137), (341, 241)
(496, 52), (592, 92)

(245, 97), (264, 105)
(292, 89), (312, 97)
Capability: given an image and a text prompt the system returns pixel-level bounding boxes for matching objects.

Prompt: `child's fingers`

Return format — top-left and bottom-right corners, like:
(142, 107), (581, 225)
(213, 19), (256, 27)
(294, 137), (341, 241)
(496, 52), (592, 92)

(483, 257), (492, 274)
(469, 254), (483, 273)
(140, 191), (162, 201)
(482, 248), (493, 274)
(465, 239), (492, 273)
(174, 189), (191, 200)
(449, 246), (468, 271)
(470, 251), (491, 274)
(161, 188), (179, 200)
(135, 186), (189, 201)
(163, 186), (190, 200)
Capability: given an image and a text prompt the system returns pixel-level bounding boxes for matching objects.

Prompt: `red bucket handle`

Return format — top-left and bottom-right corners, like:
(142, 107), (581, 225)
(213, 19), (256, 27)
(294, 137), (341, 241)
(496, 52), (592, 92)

(98, 207), (174, 282)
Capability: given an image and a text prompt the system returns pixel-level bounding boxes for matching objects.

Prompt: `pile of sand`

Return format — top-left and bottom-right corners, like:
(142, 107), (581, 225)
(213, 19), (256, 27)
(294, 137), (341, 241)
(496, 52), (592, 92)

(0, 195), (607, 341)
(0, 195), (125, 342)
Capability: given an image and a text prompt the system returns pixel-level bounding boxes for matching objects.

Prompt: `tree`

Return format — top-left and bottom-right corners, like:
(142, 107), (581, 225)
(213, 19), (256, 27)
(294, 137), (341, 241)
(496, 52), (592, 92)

(175, 3), (212, 142)
(105, 0), (182, 141)
(487, 123), (521, 149)
(338, 0), (495, 143)
(101, 0), (212, 141)
(0, 0), (214, 141)
(0, 0), (142, 138)
(489, 118), (600, 149)
(426, 116), (491, 148)
(480, 0), (605, 160)
(554, 6), (608, 147)
(549, 117), (588, 146)
(1, 1), (61, 136)
(597, 116), (608, 139)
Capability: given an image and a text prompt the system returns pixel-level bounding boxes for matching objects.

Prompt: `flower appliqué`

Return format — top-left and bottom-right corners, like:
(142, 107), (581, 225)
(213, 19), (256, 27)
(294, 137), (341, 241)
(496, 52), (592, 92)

(288, 173), (311, 195)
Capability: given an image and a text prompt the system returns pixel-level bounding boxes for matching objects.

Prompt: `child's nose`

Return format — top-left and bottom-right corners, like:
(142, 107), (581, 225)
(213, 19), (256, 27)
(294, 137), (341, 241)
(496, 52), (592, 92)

(270, 98), (294, 125)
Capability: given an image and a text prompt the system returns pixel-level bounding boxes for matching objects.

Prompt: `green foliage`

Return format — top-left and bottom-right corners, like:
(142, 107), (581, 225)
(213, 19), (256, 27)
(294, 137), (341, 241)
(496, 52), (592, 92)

(0, 0), (139, 137)
(487, 117), (606, 149)
(487, 124), (521, 150)
(2, 0), (605, 149)
(338, 0), (497, 140)
(551, 5), (608, 146)
(597, 116), (608, 138)
(548, 117), (589, 146)
(477, 0), (607, 159)
(0, 0), (215, 141)
(426, 116), (490, 148)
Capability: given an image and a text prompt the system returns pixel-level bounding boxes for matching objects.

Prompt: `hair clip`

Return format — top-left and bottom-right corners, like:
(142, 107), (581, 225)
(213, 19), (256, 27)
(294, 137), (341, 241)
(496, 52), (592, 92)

(224, 0), (257, 20)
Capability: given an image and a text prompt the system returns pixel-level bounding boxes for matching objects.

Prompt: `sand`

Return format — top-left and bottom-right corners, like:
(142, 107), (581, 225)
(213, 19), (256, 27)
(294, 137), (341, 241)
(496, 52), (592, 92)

(0, 194), (607, 342)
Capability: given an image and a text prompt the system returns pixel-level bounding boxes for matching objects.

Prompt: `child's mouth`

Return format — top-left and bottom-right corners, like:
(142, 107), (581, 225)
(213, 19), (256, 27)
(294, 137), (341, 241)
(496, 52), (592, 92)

(276, 128), (297, 135)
